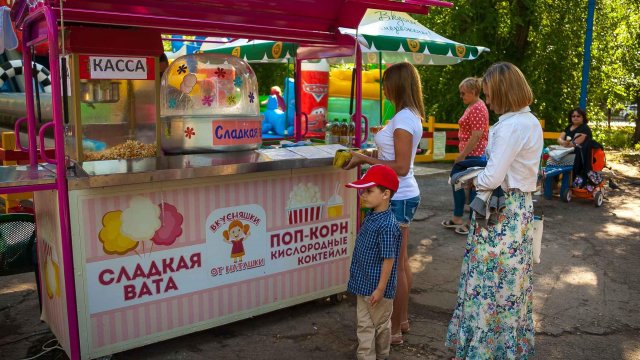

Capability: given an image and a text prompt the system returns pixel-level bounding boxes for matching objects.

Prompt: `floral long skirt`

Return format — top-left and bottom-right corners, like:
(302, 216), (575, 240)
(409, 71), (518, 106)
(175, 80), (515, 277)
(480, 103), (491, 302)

(446, 190), (535, 359)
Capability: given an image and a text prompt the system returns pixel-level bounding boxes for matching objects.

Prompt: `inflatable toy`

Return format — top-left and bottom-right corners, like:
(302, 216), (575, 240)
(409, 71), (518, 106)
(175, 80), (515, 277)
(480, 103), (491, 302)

(328, 68), (383, 100)
(300, 61), (329, 135)
(262, 95), (293, 136)
(282, 78), (295, 126)
(0, 60), (51, 93)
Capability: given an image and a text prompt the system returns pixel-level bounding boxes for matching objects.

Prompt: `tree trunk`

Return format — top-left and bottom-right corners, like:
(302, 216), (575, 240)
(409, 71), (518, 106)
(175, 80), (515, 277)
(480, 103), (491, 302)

(512, 0), (533, 63)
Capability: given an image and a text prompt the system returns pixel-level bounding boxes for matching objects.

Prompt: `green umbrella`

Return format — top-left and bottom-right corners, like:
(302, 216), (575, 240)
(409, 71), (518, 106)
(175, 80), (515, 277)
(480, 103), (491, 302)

(201, 11), (488, 65)
(341, 9), (489, 65)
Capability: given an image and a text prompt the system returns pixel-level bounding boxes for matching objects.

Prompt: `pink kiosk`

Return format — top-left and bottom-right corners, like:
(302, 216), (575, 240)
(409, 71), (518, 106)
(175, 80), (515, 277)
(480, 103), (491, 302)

(0, 1), (451, 358)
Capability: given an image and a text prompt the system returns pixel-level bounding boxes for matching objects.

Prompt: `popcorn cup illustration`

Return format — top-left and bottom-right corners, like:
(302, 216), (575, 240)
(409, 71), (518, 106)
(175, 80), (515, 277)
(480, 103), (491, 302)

(287, 183), (324, 224)
(287, 203), (325, 224)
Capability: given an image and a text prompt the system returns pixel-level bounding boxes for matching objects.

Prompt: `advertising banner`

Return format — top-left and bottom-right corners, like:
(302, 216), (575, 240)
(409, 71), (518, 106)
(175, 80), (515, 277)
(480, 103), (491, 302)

(73, 169), (355, 353)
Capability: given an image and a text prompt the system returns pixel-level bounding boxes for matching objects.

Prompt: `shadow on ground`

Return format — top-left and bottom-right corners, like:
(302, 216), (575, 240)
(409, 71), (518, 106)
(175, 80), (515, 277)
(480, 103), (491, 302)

(2, 160), (639, 359)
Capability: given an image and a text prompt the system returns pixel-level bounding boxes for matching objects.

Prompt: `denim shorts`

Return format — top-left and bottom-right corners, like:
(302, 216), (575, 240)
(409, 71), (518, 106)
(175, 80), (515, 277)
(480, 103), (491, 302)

(389, 195), (421, 225)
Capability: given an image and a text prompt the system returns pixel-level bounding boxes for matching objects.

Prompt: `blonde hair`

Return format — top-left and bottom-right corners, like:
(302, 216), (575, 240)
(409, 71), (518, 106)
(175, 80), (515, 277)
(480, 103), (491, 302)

(459, 77), (482, 96)
(382, 62), (425, 120)
(482, 62), (533, 114)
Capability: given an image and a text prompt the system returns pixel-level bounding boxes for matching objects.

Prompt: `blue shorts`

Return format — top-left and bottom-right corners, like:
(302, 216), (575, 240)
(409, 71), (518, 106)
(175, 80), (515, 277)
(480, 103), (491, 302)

(389, 195), (421, 225)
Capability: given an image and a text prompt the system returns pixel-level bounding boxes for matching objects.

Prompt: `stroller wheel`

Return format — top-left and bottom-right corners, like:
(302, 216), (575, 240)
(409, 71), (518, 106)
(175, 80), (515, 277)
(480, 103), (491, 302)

(594, 191), (603, 207)
(562, 188), (572, 203)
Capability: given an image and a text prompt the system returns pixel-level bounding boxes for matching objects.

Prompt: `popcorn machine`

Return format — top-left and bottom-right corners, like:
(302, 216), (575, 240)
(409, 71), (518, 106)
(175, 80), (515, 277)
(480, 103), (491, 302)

(63, 27), (162, 162)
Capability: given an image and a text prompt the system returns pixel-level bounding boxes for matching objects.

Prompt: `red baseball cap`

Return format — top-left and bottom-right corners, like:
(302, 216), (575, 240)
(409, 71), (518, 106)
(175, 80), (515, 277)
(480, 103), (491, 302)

(345, 165), (399, 192)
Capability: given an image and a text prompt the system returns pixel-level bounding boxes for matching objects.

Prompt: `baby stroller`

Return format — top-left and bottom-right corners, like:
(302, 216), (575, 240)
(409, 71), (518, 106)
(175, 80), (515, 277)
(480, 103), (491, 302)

(562, 143), (606, 207)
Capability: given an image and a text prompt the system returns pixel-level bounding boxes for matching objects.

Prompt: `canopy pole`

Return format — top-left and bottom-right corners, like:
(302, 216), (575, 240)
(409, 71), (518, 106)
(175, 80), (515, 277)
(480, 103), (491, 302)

(378, 52), (382, 126)
(354, 44), (363, 148)
(579, 0), (596, 110)
(285, 57), (291, 136)
(294, 57), (302, 141)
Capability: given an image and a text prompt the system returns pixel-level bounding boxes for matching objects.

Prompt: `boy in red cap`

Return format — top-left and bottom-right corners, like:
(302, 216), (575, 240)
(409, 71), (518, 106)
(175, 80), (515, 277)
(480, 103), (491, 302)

(345, 165), (402, 360)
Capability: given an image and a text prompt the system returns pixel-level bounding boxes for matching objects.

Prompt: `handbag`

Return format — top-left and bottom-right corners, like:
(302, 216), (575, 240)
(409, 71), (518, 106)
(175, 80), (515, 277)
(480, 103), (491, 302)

(532, 215), (543, 264)
(546, 145), (575, 167)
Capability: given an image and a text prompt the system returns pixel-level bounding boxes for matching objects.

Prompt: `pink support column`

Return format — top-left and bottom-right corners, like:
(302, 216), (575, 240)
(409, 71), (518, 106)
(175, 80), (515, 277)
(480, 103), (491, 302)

(45, 8), (80, 360)
(295, 58), (302, 141)
(19, 17), (38, 167)
(22, 6), (81, 360)
(354, 45), (363, 148)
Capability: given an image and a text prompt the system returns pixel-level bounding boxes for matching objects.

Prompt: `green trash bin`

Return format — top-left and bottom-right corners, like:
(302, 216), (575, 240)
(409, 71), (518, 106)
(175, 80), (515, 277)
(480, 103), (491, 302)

(0, 213), (36, 276)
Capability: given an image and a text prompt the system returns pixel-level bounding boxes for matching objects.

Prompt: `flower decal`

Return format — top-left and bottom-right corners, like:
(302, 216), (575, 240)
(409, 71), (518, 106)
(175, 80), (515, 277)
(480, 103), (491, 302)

(234, 75), (243, 87)
(248, 92), (255, 103)
(185, 127), (196, 139)
(177, 64), (188, 75)
(215, 67), (226, 79)
(227, 95), (237, 106)
(202, 95), (213, 107)
(168, 98), (177, 109)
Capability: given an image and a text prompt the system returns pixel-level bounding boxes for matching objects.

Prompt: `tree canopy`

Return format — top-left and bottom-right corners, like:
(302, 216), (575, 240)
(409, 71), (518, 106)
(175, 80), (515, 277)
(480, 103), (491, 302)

(415, 0), (640, 140)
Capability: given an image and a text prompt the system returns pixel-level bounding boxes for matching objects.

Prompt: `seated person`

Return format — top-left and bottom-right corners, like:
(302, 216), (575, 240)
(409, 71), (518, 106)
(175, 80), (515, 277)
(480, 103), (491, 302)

(547, 107), (591, 168)
(557, 107), (591, 148)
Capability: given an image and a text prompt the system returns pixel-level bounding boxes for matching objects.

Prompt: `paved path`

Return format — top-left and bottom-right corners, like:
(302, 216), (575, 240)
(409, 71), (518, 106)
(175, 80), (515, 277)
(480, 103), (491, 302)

(1, 162), (639, 359)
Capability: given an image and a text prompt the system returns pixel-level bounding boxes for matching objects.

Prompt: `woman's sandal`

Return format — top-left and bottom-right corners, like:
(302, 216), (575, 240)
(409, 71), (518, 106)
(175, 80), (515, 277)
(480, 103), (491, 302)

(391, 332), (404, 345)
(441, 219), (461, 229)
(400, 320), (410, 333)
(454, 224), (469, 235)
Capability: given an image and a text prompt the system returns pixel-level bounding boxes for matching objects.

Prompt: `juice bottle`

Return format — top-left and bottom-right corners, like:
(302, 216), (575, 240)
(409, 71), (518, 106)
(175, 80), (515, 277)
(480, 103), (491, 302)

(348, 118), (355, 147)
(325, 119), (333, 144)
(340, 118), (349, 146)
(330, 118), (341, 144)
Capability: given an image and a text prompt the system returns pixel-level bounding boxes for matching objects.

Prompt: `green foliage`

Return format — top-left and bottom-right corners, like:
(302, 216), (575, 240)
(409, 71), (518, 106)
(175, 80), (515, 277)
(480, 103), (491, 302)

(592, 125), (635, 149)
(251, 63), (292, 97)
(411, 0), (639, 142)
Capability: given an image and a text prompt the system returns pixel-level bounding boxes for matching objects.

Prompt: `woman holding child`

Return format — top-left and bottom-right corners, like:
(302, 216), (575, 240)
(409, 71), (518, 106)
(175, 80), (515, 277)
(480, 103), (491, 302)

(446, 62), (543, 359)
(344, 61), (424, 345)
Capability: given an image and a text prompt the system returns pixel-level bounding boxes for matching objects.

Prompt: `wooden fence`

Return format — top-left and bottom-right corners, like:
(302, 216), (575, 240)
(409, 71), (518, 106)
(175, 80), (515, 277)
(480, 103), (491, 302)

(414, 117), (562, 163)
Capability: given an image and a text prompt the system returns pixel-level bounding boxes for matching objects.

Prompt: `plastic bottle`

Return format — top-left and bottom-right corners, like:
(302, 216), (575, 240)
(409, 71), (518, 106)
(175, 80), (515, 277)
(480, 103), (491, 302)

(329, 118), (340, 144)
(325, 119), (333, 144)
(348, 117), (355, 147)
(339, 119), (349, 146)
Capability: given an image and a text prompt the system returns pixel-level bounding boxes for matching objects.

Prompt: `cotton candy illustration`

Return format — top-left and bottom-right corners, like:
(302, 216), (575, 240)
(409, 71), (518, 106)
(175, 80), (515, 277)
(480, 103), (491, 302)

(151, 202), (184, 246)
(99, 210), (138, 255)
(120, 196), (162, 242)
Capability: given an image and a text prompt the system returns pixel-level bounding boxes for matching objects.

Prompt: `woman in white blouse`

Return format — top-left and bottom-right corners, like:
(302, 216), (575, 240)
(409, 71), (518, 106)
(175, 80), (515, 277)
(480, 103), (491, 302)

(446, 62), (543, 359)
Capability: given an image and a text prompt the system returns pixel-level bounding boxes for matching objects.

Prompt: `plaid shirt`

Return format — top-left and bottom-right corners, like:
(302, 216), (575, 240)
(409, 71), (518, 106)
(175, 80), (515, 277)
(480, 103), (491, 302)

(347, 209), (402, 299)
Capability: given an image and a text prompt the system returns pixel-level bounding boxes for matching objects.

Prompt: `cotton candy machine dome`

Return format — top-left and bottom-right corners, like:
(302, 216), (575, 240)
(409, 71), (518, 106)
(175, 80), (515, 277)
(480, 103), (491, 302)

(160, 54), (261, 153)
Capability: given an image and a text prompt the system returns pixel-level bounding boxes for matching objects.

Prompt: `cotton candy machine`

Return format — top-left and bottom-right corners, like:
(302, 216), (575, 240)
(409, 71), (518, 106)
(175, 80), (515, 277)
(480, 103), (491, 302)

(160, 54), (262, 153)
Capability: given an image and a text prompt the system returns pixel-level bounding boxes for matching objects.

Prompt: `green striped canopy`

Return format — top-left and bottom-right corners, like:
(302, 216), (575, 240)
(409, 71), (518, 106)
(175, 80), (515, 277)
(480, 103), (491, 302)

(201, 11), (488, 65)
(201, 40), (297, 62)
(343, 9), (489, 65)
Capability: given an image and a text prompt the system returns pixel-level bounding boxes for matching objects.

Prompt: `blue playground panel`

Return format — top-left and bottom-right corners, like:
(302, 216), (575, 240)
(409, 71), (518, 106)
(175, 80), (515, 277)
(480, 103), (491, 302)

(543, 165), (573, 200)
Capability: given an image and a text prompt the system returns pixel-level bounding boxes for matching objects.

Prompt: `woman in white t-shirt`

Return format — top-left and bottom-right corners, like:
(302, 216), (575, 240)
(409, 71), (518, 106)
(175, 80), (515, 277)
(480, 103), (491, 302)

(343, 62), (424, 345)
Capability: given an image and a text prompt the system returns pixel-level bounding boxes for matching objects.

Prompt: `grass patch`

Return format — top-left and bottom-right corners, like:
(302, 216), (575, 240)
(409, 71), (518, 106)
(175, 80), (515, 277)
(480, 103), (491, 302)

(591, 124), (636, 149)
